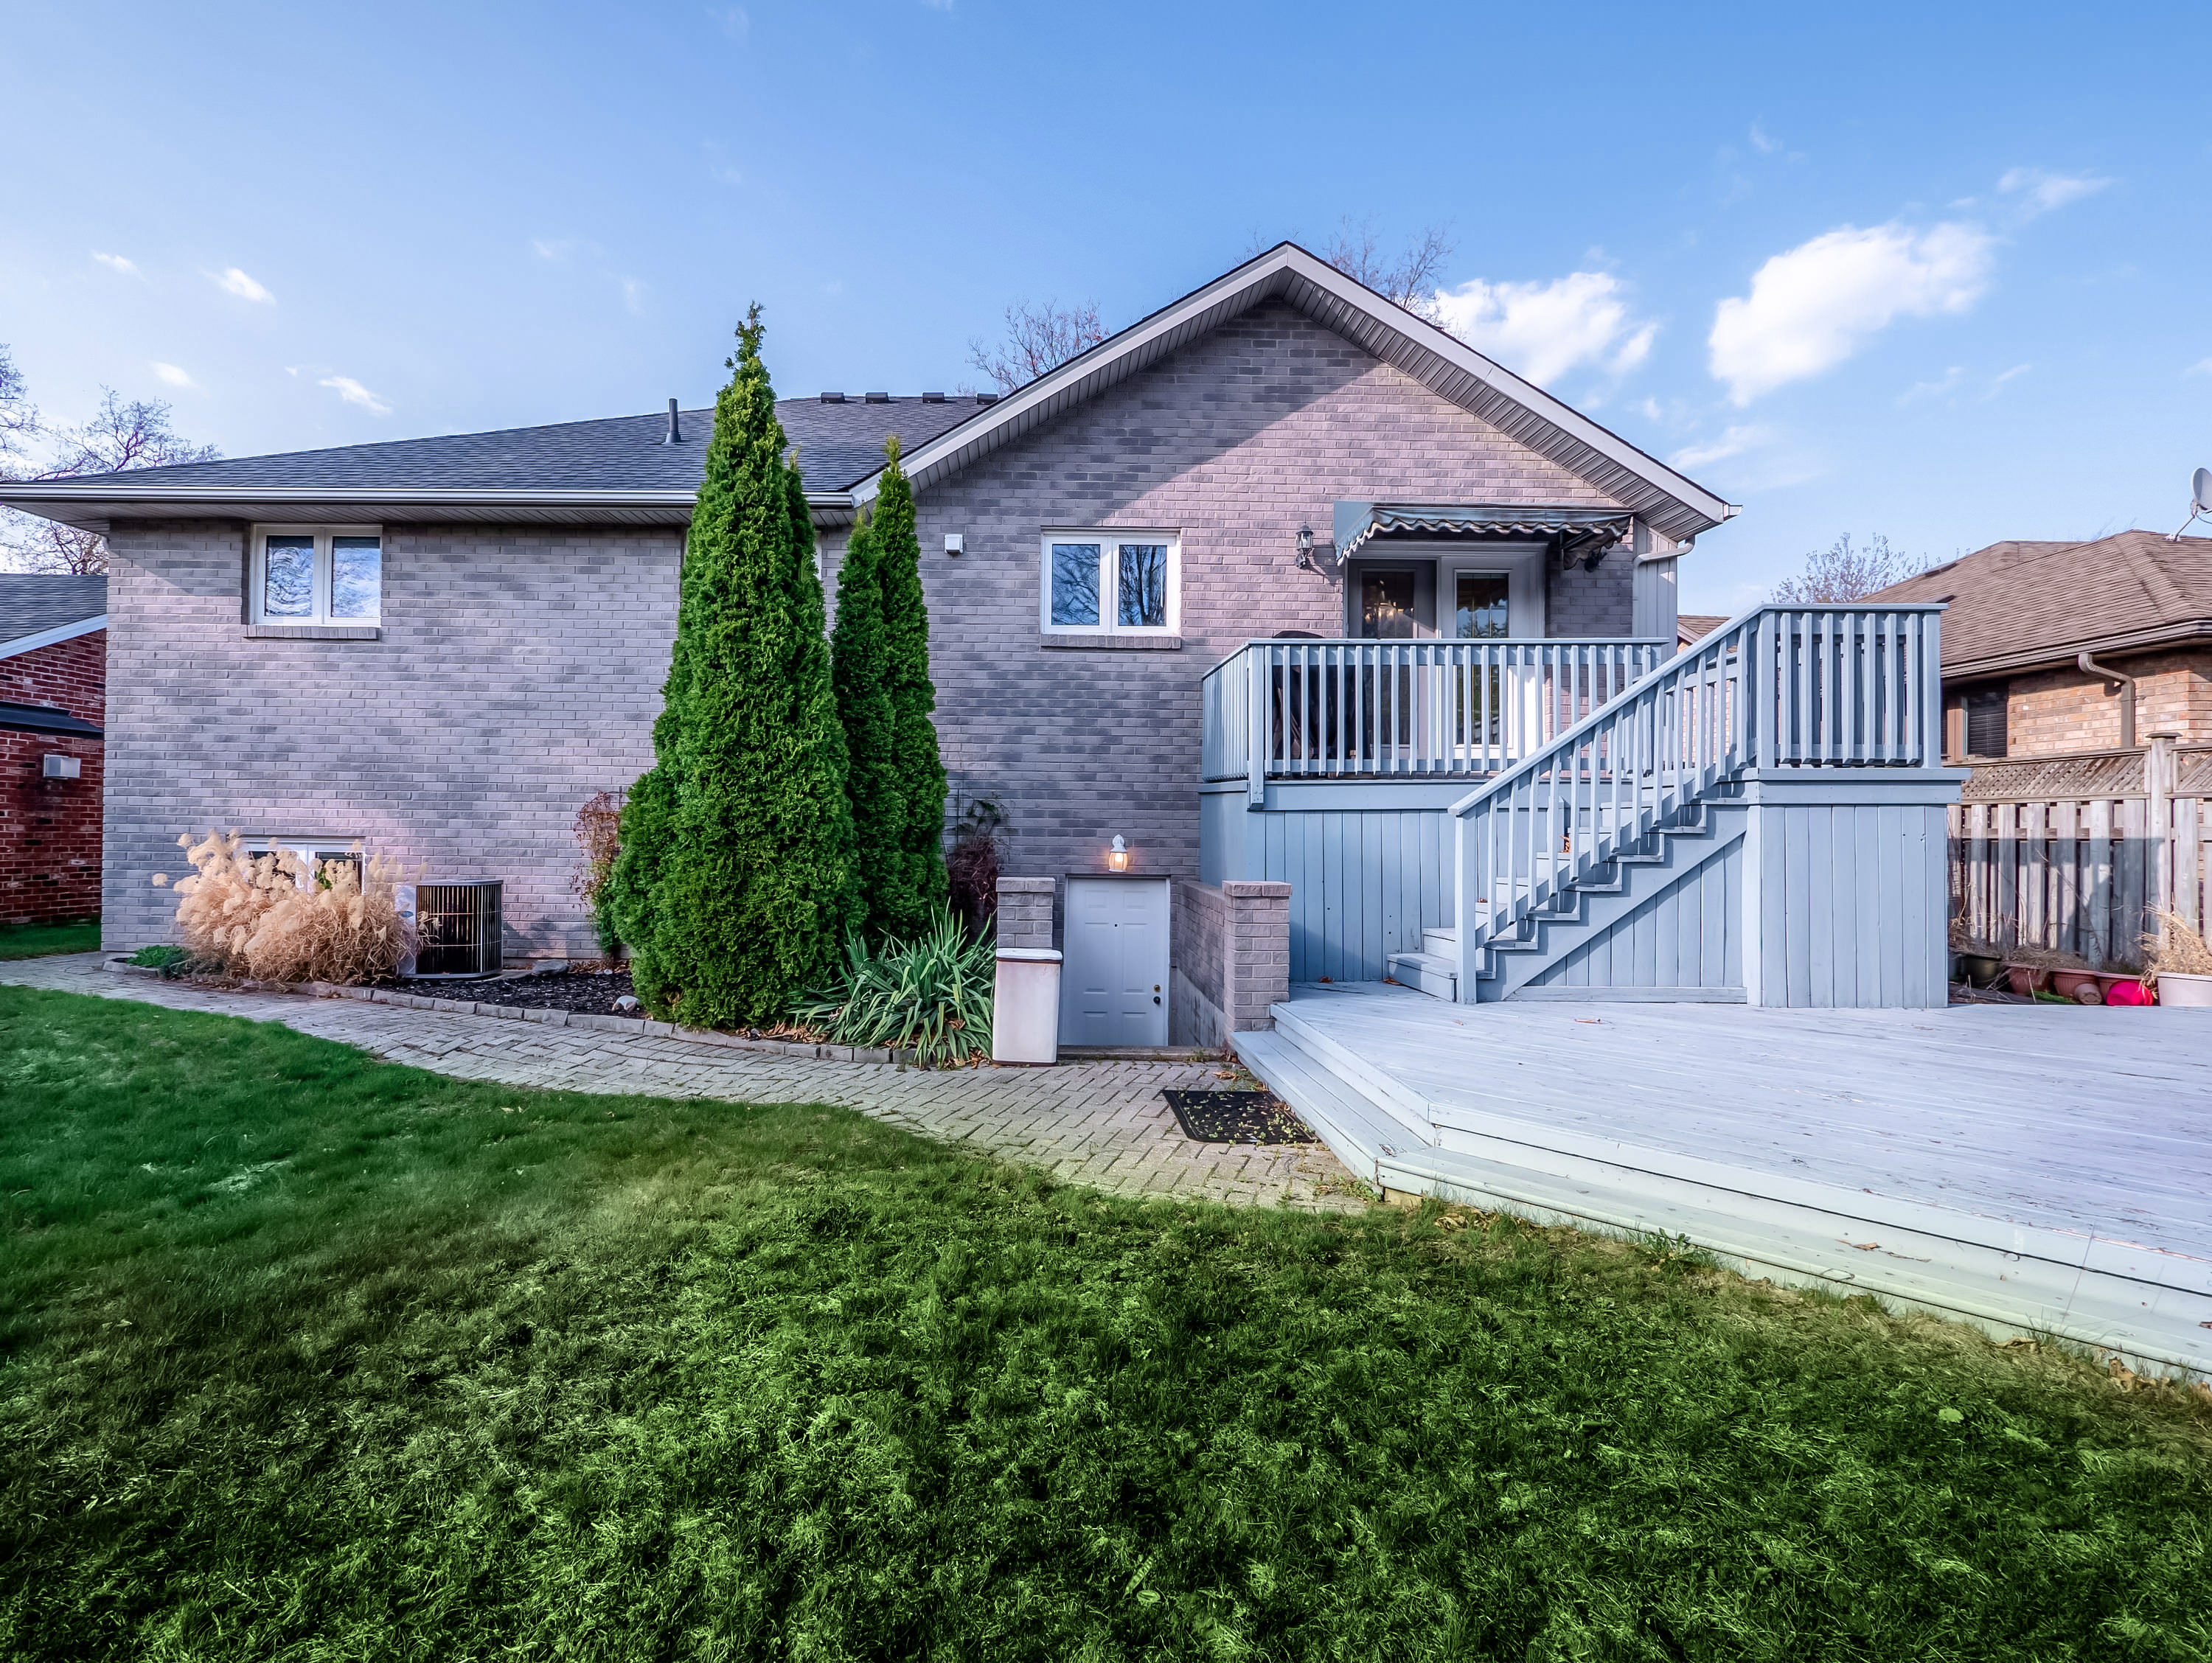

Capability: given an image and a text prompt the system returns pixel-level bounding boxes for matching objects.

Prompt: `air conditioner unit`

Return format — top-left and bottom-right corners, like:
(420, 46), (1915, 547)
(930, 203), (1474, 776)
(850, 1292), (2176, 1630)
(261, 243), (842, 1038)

(41, 754), (81, 780)
(412, 880), (503, 977)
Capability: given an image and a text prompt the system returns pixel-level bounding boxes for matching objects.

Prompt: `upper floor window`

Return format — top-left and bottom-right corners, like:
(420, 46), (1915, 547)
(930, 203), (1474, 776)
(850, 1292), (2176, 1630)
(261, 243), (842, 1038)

(250, 526), (381, 625)
(1040, 531), (1179, 636)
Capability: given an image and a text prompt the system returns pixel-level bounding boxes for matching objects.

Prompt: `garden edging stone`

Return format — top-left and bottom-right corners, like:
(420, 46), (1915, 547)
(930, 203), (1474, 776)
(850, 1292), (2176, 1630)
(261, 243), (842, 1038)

(102, 957), (915, 1065)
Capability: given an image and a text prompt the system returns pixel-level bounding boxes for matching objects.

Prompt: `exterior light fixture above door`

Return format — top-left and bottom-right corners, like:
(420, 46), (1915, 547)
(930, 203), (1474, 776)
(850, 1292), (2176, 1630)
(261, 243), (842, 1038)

(1107, 834), (1130, 872)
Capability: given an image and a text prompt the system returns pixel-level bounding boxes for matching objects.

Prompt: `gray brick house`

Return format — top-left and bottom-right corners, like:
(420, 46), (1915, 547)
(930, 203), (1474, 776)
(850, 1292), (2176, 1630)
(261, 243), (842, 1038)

(5, 243), (1760, 1038)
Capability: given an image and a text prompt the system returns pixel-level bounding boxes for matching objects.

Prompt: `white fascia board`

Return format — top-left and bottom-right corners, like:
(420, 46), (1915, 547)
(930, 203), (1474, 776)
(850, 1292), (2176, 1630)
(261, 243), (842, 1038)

(0, 484), (701, 527)
(844, 243), (1738, 533)
(0, 613), (108, 661)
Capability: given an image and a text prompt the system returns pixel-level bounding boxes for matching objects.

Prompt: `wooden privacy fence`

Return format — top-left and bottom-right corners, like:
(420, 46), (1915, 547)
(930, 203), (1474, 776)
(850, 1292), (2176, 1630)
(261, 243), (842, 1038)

(1950, 738), (2212, 968)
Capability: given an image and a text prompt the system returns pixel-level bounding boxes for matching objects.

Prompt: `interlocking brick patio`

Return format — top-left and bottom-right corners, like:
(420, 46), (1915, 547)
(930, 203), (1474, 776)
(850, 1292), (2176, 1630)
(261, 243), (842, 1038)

(1, 955), (1362, 1210)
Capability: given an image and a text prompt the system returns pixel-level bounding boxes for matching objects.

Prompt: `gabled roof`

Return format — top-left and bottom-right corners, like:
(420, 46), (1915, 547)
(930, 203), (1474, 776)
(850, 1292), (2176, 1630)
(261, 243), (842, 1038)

(849, 243), (1735, 543)
(0, 575), (107, 659)
(1868, 530), (2212, 674)
(0, 244), (1736, 542)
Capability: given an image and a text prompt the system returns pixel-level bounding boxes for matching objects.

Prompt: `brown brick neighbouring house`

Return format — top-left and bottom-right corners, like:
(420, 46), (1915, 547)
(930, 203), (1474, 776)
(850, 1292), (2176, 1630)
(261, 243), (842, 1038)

(1, 576), (106, 926)
(1868, 531), (2212, 761)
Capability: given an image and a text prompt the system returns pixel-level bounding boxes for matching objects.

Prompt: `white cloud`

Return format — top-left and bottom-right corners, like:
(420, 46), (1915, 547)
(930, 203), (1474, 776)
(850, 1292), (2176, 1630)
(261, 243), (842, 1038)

(621, 276), (645, 315)
(1986, 363), (2032, 397)
(2188, 357), (2212, 377)
(1749, 122), (1779, 155)
(1430, 271), (1658, 386)
(1708, 220), (1994, 404)
(92, 251), (142, 278)
(706, 4), (748, 38)
(1997, 167), (2111, 218)
(531, 238), (573, 261)
(150, 362), (193, 388)
(214, 266), (274, 304)
(1897, 366), (1963, 405)
(319, 375), (391, 416)
(1668, 425), (1773, 471)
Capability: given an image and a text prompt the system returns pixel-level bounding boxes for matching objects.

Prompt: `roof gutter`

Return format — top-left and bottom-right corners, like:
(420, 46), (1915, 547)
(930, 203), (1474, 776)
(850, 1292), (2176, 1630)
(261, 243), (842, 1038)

(0, 613), (108, 661)
(2078, 650), (2138, 750)
(1939, 618), (2212, 683)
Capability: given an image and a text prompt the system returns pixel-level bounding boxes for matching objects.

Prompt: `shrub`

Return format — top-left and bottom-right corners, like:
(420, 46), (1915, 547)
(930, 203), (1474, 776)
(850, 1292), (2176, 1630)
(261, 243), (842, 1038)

(152, 832), (415, 985)
(791, 909), (994, 1067)
(125, 943), (189, 973)
(832, 505), (905, 941)
(571, 791), (623, 957)
(945, 797), (1007, 940)
(2142, 910), (2212, 986)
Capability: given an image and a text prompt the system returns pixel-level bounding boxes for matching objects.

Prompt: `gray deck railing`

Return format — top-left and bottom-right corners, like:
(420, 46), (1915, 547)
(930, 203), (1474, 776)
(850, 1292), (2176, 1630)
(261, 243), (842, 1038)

(1200, 638), (1669, 803)
(1451, 604), (1946, 957)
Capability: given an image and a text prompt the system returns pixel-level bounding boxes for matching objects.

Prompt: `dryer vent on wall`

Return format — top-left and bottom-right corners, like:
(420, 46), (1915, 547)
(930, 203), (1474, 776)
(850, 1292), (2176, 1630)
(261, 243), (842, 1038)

(414, 881), (502, 977)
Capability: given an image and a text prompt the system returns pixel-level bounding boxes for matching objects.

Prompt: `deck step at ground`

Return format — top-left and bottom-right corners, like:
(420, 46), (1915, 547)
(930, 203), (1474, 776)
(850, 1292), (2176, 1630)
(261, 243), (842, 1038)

(1229, 1028), (1410, 1185)
(1266, 1000), (1439, 1143)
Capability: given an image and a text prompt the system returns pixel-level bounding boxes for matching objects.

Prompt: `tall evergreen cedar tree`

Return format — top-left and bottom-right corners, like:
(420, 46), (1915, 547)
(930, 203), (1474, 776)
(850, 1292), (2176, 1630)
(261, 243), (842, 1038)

(872, 436), (950, 936)
(830, 506), (904, 939)
(606, 308), (855, 1026)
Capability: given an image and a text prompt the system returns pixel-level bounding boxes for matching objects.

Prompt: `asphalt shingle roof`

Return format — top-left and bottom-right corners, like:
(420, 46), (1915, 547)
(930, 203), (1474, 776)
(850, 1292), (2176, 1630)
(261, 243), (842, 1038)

(1868, 531), (2212, 667)
(0, 575), (107, 646)
(15, 397), (990, 499)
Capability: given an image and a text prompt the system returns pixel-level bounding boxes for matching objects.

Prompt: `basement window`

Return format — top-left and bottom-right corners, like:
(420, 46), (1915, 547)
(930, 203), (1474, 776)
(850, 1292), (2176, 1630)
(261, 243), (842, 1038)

(250, 526), (382, 626)
(1040, 530), (1180, 637)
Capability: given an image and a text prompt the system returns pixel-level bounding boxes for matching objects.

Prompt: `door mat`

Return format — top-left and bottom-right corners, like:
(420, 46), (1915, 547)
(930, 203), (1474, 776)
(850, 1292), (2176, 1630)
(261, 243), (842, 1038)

(1161, 1090), (1315, 1146)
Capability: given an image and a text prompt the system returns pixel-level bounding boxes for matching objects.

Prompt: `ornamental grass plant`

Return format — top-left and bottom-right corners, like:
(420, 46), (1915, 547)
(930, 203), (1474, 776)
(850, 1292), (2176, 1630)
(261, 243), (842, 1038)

(152, 832), (414, 986)
(792, 908), (992, 1066)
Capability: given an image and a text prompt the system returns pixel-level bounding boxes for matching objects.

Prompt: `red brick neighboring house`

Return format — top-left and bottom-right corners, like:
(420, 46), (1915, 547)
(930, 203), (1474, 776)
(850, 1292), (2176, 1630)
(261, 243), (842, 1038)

(0, 576), (106, 925)
(1868, 531), (2212, 761)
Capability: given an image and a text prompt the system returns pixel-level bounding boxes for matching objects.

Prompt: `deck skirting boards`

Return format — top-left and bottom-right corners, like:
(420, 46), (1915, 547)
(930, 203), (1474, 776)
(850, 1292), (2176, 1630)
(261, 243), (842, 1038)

(1237, 987), (2212, 1382)
(1507, 986), (1747, 1003)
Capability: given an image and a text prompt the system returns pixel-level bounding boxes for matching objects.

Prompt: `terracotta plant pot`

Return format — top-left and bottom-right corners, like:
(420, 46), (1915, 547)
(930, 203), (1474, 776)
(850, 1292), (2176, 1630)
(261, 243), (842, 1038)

(2005, 964), (2048, 997)
(2049, 969), (2104, 1005)
(2156, 971), (2212, 1008)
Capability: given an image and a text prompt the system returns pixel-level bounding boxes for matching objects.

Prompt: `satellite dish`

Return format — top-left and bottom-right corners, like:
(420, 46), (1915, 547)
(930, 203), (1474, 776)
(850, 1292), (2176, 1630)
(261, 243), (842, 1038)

(2172, 468), (2212, 540)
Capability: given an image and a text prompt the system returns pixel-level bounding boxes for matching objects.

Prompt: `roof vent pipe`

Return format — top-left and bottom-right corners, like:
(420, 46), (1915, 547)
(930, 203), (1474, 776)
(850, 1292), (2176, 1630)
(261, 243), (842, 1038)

(2079, 651), (2137, 749)
(662, 399), (681, 444)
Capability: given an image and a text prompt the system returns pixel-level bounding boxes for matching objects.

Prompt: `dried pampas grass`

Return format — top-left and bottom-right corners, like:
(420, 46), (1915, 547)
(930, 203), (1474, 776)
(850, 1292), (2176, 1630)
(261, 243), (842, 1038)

(155, 831), (417, 986)
(2140, 910), (2212, 986)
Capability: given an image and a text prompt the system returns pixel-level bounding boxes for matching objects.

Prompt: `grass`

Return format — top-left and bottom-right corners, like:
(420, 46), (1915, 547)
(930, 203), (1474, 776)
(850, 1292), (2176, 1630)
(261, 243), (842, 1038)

(1, 986), (2208, 1661)
(0, 917), (99, 960)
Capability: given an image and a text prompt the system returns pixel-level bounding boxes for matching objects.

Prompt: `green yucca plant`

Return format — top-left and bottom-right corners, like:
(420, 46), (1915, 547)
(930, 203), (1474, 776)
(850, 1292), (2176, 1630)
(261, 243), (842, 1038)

(792, 909), (994, 1067)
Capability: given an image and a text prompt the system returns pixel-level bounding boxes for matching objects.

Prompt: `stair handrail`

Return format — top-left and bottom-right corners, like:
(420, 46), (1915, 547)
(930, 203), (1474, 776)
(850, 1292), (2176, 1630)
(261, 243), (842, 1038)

(1448, 602), (1947, 959)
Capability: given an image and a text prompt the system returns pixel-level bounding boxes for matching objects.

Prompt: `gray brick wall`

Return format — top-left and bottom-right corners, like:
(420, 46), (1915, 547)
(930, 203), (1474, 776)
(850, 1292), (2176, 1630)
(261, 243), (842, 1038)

(102, 519), (679, 958)
(908, 299), (1632, 888)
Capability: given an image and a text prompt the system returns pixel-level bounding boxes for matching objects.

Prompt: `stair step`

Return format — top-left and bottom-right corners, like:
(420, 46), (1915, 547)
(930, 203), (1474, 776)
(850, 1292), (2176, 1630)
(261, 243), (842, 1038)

(1231, 1027), (1412, 1182)
(1421, 925), (1457, 957)
(1386, 949), (1457, 1001)
(1268, 1000), (1439, 1144)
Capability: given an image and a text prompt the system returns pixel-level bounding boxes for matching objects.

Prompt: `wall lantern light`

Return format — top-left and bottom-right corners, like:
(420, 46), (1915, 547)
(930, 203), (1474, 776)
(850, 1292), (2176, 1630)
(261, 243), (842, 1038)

(1295, 524), (1315, 569)
(1107, 834), (1130, 872)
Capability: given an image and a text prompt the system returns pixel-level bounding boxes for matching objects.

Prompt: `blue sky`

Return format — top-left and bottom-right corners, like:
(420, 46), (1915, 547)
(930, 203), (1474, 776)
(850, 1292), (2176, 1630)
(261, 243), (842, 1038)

(4, 0), (2207, 611)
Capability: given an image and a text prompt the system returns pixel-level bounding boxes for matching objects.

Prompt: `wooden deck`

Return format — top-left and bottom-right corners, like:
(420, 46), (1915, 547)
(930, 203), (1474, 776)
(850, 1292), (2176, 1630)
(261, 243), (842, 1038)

(1234, 983), (2212, 1376)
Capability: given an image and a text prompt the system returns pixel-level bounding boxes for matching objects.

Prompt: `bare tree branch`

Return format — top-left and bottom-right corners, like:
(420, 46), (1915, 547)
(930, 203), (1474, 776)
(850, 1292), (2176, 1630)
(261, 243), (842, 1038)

(1770, 533), (1933, 604)
(1, 382), (220, 573)
(0, 343), (37, 464)
(1318, 218), (1455, 321)
(965, 299), (1108, 394)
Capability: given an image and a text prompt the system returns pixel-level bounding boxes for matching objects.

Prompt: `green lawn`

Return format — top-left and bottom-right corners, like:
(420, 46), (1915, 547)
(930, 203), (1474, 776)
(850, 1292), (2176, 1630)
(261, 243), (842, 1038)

(0, 917), (99, 960)
(1, 986), (2207, 1661)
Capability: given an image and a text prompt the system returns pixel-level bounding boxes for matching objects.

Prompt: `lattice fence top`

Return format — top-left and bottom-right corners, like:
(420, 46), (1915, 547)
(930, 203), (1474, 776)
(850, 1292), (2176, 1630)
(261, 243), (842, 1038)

(1961, 746), (2212, 802)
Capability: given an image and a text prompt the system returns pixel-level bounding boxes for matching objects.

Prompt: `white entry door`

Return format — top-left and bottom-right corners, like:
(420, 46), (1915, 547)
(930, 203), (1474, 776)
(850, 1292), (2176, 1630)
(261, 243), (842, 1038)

(1060, 877), (1170, 1048)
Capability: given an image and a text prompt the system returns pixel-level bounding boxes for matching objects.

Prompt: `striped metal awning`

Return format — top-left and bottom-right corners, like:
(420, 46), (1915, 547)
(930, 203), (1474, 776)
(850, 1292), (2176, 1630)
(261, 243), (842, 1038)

(1332, 501), (1634, 561)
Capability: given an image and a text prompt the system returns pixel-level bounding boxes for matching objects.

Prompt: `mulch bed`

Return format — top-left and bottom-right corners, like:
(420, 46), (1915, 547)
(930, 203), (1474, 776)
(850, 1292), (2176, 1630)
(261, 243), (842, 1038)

(380, 968), (640, 1017)
(1162, 1089), (1315, 1146)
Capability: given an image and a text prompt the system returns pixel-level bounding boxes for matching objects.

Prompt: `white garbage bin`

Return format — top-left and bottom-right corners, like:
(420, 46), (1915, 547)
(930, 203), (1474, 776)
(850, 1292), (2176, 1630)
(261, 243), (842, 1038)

(992, 947), (1062, 1064)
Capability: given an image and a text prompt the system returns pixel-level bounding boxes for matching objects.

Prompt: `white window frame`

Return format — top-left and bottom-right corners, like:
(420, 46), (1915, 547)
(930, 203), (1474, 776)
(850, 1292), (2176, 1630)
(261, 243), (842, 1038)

(248, 523), (383, 625)
(1038, 528), (1181, 637)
